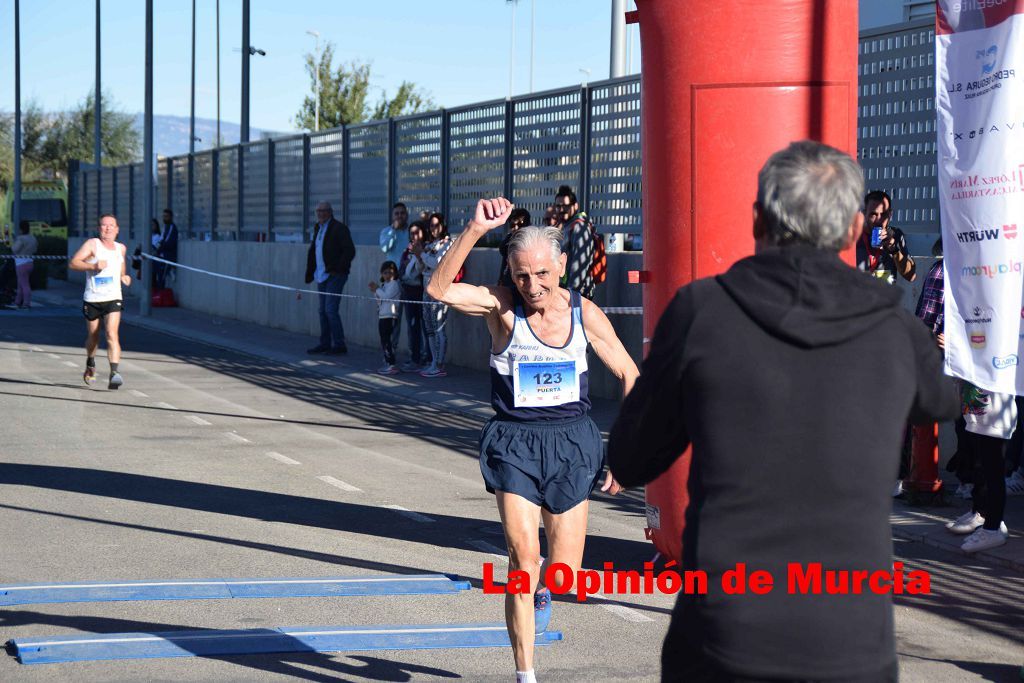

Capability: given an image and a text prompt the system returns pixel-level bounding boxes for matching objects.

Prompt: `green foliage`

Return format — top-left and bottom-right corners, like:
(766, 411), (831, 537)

(0, 91), (139, 194)
(294, 43), (436, 130)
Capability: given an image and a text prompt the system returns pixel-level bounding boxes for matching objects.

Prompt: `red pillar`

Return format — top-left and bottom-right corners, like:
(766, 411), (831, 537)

(633, 0), (860, 563)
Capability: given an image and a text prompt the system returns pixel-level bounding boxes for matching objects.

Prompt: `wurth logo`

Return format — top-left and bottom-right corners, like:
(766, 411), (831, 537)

(956, 225), (1019, 242)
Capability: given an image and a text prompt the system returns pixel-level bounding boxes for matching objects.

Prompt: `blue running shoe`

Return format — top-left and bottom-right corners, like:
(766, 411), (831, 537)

(534, 588), (552, 633)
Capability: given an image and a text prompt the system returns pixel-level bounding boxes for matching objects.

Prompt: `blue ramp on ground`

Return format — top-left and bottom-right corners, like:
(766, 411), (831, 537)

(8, 624), (563, 664)
(0, 575), (471, 607)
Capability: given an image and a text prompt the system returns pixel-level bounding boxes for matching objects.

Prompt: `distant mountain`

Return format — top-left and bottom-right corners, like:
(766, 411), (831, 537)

(131, 114), (287, 159)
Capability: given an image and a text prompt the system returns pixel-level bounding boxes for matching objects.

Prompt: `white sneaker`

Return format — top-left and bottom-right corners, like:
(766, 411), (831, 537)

(376, 364), (399, 375)
(892, 480), (904, 498)
(947, 511), (985, 534)
(961, 524), (1009, 553)
(400, 361), (421, 373)
(1006, 471), (1024, 496)
(955, 483), (974, 499)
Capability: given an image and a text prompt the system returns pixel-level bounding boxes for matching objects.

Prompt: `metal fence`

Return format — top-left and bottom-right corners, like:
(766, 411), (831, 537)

(69, 75), (644, 247)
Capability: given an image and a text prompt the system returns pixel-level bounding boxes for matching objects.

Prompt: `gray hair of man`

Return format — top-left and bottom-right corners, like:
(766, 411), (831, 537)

(506, 225), (565, 265)
(756, 140), (864, 251)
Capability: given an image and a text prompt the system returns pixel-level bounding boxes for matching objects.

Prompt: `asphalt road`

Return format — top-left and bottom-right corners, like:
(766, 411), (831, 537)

(1, 309), (1021, 682)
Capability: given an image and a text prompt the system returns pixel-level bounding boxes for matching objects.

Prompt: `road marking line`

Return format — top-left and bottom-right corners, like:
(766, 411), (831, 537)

(383, 504), (434, 523)
(62, 361), (77, 368)
(590, 593), (655, 622)
(129, 390), (148, 398)
(47, 353), (60, 359)
(317, 475), (362, 492)
(469, 539), (508, 562)
(266, 452), (301, 466)
(155, 402), (176, 410)
(224, 432), (251, 444)
(186, 415), (212, 426)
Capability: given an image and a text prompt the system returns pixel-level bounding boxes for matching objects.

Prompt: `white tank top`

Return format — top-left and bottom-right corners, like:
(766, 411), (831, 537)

(84, 239), (124, 303)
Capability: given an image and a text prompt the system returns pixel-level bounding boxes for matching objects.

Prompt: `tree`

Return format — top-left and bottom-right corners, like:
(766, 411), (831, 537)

(294, 43), (436, 130)
(42, 91), (140, 173)
(0, 91), (139, 194)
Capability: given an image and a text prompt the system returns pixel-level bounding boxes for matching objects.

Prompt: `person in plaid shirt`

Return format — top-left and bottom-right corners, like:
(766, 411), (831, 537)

(915, 238), (944, 348)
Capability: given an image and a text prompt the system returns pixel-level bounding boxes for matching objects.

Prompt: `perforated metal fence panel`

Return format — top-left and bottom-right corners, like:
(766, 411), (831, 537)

(447, 101), (506, 232)
(273, 136), (305, 241)
(115, 166), (133, 237)
(512, 90), (582, 224)
(132, 164), (147, 241)
(192, 152), (214, 235)
(217, 147), (239, 237)
(394, 114), (443, 220)
(84, 170), (99, 234)
(241, 142), (269, 236)
(588, 78), (642, 234)
(156, 159), (169, 223)
(73, 75), (652, 249)
(347, 123), (389, 243)
(308, 129), (344, 225)
(100, 167), (115, 217)
(171, 156), (190, 230)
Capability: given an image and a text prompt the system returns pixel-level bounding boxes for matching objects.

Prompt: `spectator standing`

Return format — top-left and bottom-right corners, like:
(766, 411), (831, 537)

(399, 221), (430, 372)
(858, 190), (916, 284)
(498, 208), (531, 288)
(305, 201), (356, 355)
(417, 213), (452, 378)
(949, 383), (1014, 552)
(607, 141), (959, 681)
(553, 185), (596, 299)
(12, 221), (37, 309)
(370, 260), (401, 375)
(154, 208), (179, 290)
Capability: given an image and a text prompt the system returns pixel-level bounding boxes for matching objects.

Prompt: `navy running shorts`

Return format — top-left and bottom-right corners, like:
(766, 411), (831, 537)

(479, 414), (604, 514)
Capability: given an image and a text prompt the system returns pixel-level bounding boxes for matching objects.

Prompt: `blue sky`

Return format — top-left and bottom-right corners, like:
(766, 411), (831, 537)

(0, 0), (641, 133)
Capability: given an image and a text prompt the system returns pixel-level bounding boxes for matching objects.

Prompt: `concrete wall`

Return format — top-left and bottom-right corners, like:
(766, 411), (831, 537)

(67, 237), (643, 400)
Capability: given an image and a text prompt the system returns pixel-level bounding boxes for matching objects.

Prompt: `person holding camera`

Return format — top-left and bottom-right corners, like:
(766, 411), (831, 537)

(857, 190), (916, 284)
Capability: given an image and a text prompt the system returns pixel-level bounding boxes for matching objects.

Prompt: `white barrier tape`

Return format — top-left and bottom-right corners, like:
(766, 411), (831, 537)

(0, 254), (69, 260)
(141, 253), (644, 315)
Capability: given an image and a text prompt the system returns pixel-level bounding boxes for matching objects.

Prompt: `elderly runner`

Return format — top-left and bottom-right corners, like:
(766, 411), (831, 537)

(427, 197), (639, 683)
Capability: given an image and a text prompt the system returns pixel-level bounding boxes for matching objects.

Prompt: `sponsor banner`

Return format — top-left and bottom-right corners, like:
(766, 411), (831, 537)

(938, 1), (1024, 393)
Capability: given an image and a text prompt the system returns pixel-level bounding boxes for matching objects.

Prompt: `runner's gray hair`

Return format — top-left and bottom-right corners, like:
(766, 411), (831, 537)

(757, 140), (864, 251)
(506, 225), (564, 264)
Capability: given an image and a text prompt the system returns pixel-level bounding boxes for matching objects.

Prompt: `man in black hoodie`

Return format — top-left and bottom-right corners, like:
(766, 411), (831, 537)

(607, 141), (960, 682)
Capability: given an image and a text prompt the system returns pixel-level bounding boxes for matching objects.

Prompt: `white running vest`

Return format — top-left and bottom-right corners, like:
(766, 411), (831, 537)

(84, 239), (124, 303)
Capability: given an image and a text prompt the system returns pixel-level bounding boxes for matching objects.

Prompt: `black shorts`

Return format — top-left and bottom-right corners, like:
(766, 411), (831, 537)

(82, 300), (123, 321)
(479, 414), (604, 514)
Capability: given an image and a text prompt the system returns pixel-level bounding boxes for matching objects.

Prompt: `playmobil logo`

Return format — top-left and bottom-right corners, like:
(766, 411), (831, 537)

(961, 260), (1023, 278)
(993, 354), (1019, 370)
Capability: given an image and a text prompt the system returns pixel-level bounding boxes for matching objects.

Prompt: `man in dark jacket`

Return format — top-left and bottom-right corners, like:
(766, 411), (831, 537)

(305, 201), (356, 354)
(607, 141), (960, 682)
(154, 208), (178, 289)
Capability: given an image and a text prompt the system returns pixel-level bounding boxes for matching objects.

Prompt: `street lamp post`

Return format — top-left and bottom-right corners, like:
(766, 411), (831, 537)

(506, 0), (518, 98)
(306, 30), (321, 132)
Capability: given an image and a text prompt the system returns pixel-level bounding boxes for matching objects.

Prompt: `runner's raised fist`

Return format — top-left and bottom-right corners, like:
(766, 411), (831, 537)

(472, 197), (513, 232)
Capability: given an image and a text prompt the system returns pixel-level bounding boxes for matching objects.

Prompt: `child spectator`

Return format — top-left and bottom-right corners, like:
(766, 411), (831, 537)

(369, 260), (401, 375)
